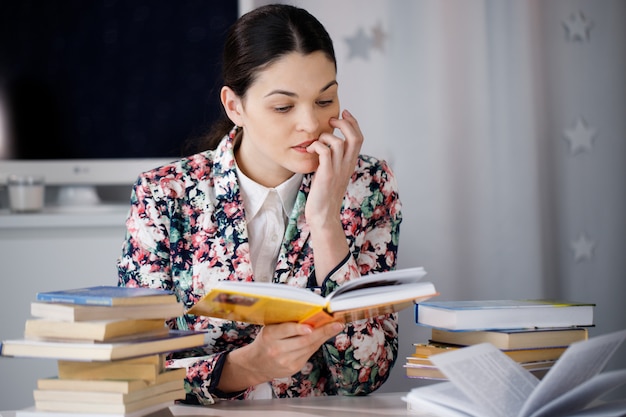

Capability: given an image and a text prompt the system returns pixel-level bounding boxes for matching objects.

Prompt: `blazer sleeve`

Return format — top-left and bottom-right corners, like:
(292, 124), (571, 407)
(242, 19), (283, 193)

(320, 157), (403, 395)
(117, 170), (262, 404)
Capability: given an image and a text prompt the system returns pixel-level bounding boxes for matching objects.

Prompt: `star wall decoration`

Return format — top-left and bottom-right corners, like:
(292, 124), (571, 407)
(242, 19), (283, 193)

(562, 11), (593, 42)
(371, 22), (388, 52)
(345, 23), (388, 61)
(345, 27), (373, 60)
(563, 117), (596, 155)
(570, 233), (596, 263)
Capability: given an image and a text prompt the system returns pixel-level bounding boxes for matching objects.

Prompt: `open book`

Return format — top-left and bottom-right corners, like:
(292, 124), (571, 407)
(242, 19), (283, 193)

(187, 267), (437, 328)
(403, 329), (626, 417)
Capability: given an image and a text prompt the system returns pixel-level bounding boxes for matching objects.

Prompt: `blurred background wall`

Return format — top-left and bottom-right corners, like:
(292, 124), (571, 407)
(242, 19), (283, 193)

(243, 0), (626, 397)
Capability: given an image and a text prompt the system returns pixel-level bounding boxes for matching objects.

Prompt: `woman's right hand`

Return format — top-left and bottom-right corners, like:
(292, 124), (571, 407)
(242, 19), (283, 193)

(217, 321), (344, 393)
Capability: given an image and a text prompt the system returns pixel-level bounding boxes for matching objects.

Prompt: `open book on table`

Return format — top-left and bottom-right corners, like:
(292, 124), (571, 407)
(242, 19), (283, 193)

(403, 329), (626, 417)
(187, 267), (437, 328)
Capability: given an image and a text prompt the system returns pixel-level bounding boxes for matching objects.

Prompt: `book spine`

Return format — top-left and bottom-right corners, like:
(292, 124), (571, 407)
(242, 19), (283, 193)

(36, 295), (113, 306)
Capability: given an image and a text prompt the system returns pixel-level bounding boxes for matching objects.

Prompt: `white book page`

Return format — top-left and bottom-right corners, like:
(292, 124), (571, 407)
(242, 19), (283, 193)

(403, 382), (485, 417)
(429, 343), (539, 417)
(328, 282), (436, 311)
(529, 369), (626, 417)
(520, 329), (626, 417)
(212, 267), (428, 307)
(561, 400), (626, 417)
(329, 267), (427, 298)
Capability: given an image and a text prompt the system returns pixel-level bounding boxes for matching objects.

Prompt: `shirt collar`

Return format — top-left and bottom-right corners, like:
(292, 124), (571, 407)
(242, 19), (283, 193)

(236, 165), (303, 221)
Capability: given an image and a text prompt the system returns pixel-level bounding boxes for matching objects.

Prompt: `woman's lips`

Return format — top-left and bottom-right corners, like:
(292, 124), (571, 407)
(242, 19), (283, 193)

(292, 140), (317, 152)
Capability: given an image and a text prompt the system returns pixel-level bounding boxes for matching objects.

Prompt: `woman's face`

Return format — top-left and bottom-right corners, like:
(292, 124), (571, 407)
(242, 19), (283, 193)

(231, 51), (340, 187)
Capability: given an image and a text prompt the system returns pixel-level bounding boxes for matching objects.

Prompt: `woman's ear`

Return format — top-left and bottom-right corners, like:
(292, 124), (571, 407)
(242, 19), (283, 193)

(221, 86), (244, 127)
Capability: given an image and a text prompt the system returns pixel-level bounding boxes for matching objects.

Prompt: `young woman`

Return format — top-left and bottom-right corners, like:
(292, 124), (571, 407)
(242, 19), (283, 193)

(117, 4), (402, 405)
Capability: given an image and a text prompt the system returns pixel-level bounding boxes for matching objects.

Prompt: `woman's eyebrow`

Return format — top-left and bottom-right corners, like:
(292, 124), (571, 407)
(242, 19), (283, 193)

(320, 80), (338, 92)
(264, 80), (338, 98)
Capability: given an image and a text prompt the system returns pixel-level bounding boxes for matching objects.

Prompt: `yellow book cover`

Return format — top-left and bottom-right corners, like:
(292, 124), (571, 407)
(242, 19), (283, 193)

(34, 389), (185, 413)
(1, 330), (205, 361)
(30, 301), (184, 322)
(412, 342), (567, 363)
(57, 355), (166, 382)
(403, 362), (447, 380)
(430, 326), (588, 349)
(24, 318), (167, 342)
(404, 358), (555, 380)
(187, 267), (437, 328)
(33, 379), (183, 405)
(37, 368), (186, 393)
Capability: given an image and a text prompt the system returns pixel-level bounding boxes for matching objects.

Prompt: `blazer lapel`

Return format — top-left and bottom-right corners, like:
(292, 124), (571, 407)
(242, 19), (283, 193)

(211, 137), (254, 282)
(274, 174), (313, 284)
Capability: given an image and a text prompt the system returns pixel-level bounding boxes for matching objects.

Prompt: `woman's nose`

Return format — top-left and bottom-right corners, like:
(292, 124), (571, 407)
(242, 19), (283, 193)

(296, 106), (320, 133)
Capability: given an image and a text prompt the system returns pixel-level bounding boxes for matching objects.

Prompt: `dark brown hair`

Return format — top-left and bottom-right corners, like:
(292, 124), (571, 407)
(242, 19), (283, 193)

(193, 4), (336, 151)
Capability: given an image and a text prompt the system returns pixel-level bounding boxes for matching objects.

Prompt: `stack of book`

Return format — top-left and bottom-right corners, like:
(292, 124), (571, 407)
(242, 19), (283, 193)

(403, 329), (626, 417)
(405, 299), (595, 380)
(0, 286), (207, 416)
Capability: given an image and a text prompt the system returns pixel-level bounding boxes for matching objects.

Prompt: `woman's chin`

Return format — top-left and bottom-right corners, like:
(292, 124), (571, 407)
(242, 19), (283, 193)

(290, 157), (320, 175)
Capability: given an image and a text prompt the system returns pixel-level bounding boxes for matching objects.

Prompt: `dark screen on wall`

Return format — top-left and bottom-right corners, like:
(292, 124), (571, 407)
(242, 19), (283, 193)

(0, 0), (238, 159)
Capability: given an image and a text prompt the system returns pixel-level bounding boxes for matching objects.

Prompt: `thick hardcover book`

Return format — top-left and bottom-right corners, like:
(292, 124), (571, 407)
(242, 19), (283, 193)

(33, 379), (182, 405)
(413, 342), (567, 363)
(36, 286), (178, 306)
(37, 368), (186, 393)
(0, 330), (205, 361)
(403, 329), (626, 417)
(415, 299), (595, 331)
(30, 301), (184, 322)
(24, 318), (167, 342)
(187, 267), (437, 328)
(57, 355), (165, 382)
(15, 402), (174, 417)
(34, 389), (184, 414)
(404, 357), (555, 380)
(430, 327), (588, 349)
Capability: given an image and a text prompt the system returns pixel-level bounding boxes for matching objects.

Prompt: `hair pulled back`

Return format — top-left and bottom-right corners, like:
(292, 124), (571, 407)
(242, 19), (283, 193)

(196, 4), (336, 151)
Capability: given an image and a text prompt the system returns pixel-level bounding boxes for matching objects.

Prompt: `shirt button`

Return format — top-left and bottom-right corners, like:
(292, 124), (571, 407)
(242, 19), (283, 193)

(271, 234), (278, 242)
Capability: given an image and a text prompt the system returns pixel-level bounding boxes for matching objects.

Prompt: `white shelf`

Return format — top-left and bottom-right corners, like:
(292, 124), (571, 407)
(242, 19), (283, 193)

(0, 205), (129, 229)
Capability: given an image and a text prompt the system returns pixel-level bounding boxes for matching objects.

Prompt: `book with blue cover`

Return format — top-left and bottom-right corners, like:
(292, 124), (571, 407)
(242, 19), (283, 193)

(36, 286), (178, 307)
(415, 299), (595, 331)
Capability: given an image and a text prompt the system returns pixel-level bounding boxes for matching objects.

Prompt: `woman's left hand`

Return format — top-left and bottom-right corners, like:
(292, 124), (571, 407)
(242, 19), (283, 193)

(305, 109), (363, 226)
(305, 109), (363, 282)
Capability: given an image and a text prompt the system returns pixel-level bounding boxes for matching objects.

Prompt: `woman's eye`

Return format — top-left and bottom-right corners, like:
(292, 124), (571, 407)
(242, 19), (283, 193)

(274, 105), (293, 113)
(317, 100), (334, 107)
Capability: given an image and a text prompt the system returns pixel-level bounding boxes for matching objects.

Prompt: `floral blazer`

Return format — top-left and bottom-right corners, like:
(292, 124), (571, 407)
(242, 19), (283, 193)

(117, 131), (403, 405)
